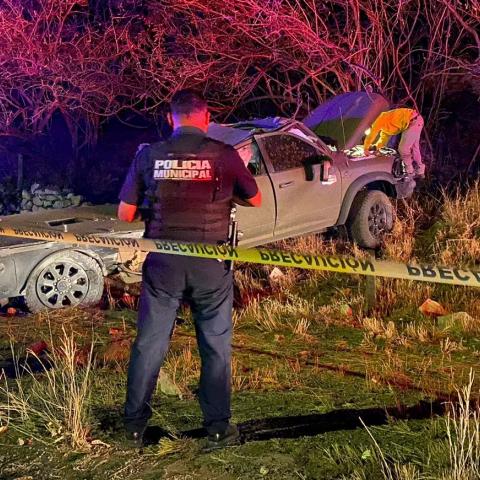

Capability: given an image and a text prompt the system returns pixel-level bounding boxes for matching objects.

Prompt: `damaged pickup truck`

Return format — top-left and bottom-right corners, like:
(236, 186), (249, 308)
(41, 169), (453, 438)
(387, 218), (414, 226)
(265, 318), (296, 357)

(208, 91), (415, 248)
(0, 92), (416, 312)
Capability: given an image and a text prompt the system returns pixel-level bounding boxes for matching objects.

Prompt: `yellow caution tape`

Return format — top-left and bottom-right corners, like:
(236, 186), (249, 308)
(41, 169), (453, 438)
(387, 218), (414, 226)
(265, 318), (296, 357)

(0, 224), (479, 287)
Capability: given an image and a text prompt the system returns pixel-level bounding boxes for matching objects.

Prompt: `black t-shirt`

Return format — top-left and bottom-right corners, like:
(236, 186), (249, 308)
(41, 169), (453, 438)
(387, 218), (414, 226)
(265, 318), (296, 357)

(119, 126), (258, 207)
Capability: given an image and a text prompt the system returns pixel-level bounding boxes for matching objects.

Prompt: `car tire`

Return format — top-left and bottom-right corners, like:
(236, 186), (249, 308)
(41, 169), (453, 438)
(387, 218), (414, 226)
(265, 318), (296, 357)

(347, 190), (394, 249)
(24, 250), (104, 313)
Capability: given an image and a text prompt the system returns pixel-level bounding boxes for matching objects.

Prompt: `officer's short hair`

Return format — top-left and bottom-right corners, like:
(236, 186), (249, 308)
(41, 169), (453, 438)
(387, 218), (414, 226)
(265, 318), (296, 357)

(170, 89), (208, 116)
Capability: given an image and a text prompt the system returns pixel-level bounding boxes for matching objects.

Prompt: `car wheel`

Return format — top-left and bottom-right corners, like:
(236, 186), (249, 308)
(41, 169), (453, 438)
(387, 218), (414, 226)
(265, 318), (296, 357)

(25, 250), (104, 313)
(347, 190), (394, 249)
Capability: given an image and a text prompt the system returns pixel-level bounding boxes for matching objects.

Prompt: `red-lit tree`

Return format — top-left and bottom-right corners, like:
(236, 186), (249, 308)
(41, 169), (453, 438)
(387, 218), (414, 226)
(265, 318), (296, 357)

(145, 0), (479, 120)
(141, 0), (479, 172)
(0, 0), (145, 149)
(0, 0), (478, 178)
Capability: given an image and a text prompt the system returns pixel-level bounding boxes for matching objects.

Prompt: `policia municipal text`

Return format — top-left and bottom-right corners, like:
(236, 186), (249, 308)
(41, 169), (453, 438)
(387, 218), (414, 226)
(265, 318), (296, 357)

(118, 90), (262, 450)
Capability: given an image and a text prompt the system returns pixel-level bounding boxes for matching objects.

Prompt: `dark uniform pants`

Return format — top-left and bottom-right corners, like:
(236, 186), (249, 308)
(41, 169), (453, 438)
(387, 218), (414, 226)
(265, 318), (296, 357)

(124, 252), (233, 435)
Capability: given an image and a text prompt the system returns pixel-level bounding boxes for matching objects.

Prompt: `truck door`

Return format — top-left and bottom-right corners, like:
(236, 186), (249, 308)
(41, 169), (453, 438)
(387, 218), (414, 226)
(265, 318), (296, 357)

(255, 132), (342, 239)
(235, 141), (276, 247)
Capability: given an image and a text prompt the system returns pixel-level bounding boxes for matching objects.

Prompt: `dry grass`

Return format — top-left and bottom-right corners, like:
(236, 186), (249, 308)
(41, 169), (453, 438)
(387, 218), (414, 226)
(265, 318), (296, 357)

(0, 327), (94, 449)
(445, 313), (479, 334)
(246, 366), (280, 390)
(364, 349), (411, 390)
(404, 322), (437, 344)
(440, 338), (466, 357)
(383, 184), (479, 269)
(372, 277), (433, 319)
(383, 200), (420, 263)
(233, 267), (265, 295)
(0, 308), (105, 349)
(360, 372), (480, 480)
(434, 182), (480, 267)
(443, 371), (480, 480)
(231, 357), (249, 392)
(440, 291), (480, 325)
(278, 234), (334, 255)
(239, 293), (320, 333)
(277, 235), (349, 284)
(252, 299), (281, 332)
(376, 186), (479, 321)
(148, 436), (197, 458)
(291, 317), (311, 337)
(162, 343), (200, 396)
(231, 357), (282, 392)
(263, 189), (478, 328)
(362, 318), (398, 343)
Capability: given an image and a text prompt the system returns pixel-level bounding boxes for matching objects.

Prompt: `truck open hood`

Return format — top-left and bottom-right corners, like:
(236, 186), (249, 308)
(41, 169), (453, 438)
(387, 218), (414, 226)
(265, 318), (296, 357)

(303, 92), (390, 150)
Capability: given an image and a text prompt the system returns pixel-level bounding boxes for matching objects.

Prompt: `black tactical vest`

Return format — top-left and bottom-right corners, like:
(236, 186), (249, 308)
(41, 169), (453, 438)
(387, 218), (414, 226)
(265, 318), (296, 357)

(142, 129), (232, 243)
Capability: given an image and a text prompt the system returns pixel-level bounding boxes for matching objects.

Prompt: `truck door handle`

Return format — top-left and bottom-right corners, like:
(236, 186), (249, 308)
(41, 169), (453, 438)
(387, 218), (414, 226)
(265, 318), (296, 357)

(279, 181), (294, 188)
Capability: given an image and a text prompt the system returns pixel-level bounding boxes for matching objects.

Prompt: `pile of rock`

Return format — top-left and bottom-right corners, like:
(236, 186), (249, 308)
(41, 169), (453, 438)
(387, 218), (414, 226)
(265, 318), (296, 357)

(21, 183), (83, 212)
(0, 180), (21, 216)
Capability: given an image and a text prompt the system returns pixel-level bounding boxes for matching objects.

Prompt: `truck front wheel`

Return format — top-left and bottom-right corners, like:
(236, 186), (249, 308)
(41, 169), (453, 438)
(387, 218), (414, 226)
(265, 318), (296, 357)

(347, 190), (394, 249)
(24, 250), (104, 313)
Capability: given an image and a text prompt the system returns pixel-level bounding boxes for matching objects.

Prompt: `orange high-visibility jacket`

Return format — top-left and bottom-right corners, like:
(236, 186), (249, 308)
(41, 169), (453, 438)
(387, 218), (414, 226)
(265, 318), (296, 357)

(363, 108), (417, 151)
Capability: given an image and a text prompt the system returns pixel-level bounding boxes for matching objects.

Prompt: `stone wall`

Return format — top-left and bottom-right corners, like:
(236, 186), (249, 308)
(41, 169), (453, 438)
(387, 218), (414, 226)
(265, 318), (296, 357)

(21, 184), (83, 212)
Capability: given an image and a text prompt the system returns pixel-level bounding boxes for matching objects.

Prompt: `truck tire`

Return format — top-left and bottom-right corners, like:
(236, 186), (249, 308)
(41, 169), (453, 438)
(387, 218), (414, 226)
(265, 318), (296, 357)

(24, 250), (104, 313)
(347, 190), (394, 249)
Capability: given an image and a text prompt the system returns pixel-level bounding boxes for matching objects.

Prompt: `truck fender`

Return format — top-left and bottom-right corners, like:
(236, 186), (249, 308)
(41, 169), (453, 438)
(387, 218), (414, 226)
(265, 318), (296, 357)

(73, 248), (108, 276)
(335, 173), (398, 226)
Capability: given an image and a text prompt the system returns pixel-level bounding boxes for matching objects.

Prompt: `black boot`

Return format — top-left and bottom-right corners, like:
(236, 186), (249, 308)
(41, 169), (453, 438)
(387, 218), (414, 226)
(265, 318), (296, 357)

(125, 429), (144, 450)
(203, 424), (240, 452)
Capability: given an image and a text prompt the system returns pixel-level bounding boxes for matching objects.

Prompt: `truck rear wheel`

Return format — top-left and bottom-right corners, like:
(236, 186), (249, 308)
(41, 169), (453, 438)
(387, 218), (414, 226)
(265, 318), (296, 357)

(347, 190), (394, 249)
(25, 250), (104, 313)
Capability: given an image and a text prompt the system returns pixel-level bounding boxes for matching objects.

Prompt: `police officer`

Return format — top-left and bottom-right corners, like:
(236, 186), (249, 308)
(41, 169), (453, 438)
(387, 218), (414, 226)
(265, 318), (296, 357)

(117, 89), (261, 450)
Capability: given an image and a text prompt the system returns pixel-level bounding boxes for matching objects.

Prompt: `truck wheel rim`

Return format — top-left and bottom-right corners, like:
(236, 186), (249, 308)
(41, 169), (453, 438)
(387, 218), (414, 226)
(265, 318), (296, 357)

(36, 261), (89, 308)
(368, 202), (387, 238)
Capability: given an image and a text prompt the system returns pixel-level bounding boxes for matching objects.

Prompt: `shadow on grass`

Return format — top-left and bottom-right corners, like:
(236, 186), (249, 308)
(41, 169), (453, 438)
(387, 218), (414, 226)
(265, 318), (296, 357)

(142, 398), (447, 445)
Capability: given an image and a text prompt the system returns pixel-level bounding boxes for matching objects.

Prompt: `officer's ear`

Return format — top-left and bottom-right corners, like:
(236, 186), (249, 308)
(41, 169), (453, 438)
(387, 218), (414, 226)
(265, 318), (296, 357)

(167, 112), (173, 127)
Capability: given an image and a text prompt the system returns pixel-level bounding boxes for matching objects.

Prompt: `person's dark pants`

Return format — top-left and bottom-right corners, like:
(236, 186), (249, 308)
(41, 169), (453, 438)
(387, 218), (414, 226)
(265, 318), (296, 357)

(124, 252), (233, 435)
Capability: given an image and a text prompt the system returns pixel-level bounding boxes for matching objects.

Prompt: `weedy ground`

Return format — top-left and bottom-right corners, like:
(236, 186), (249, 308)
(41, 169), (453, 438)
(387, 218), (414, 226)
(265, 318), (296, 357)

(0, 184), (479, 480)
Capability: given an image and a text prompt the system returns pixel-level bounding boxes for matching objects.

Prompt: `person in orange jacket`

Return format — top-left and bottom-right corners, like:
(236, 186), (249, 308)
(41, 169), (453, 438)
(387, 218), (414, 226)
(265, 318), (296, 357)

(363, 108), (425, 177)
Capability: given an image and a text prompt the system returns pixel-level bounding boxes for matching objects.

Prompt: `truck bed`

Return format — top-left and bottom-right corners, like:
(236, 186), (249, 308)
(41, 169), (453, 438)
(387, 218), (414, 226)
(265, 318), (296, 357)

(0, 204), (144, 249)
